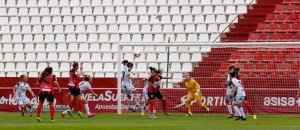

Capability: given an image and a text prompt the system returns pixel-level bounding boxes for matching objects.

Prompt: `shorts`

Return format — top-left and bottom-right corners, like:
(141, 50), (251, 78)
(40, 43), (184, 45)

(187, 92), (202, 101)
(148, 91), (164, 100)
(17, 97), (30, 105)
(234, 96), (246, 105)
(122, 84), (135, 97)
(39, 92), (54, 102)
(69, 86), (81, 96)
(225, 94), (234, 102)
(143, 91), (149, 100)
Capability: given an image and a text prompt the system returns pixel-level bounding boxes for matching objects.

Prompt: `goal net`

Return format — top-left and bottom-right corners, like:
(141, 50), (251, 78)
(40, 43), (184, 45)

(117, 42), (300, 115)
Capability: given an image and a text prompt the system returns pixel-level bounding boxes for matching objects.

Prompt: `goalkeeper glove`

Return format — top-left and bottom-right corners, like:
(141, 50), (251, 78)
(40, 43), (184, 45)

(194, 89), (200, 96)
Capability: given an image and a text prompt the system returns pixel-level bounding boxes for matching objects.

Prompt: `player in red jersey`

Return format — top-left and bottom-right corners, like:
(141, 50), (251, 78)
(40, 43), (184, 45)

(66, 62), (84, 118)
(234, 67), (257, 119)
(36, 67), (61, 122)
(147, 67), (171, 119)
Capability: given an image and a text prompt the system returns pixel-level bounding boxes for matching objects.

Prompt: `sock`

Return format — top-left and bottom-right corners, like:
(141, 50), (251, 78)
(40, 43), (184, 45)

(185, 101), (191, 113)
(28, 107), (33, 114)
(199, 104), (209, 111)
(233, 106), (241, 117)
(62, 109), (70, 115)
(127, 99), (132, 108)
(21, 107), (24, 113)
(69, 98), (77, 109)
(162, 99), (167, 113)
(37, 105), (42, 117)
(227, 105), (233, 114)
(77, 99), (82, 112)
(84, 104), (90, 115)
(50, 106), (55, 120)
(133, 94), (140, 106)
(239, 107), (245, 118)
(149, 100), (155, 115)
(244, 102), (254, 115)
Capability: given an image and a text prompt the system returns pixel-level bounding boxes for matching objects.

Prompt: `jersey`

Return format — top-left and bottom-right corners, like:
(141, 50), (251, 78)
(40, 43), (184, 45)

(148, 75), (162, 93)
(69, 69), (80, 88)
(39, 75), (57, 94)
(14, 82), (32, 99)
(79, 81), (92, 93)
(143, 78), (149, 93)
(122, 67), (132, 86)
(231, 78), (246, 97)
(226, 74), (233, 95)
(184, 79), (200, 93)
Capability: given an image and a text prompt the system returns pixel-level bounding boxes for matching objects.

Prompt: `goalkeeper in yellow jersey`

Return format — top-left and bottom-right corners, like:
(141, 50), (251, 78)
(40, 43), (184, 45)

(184, 73), (210, 116)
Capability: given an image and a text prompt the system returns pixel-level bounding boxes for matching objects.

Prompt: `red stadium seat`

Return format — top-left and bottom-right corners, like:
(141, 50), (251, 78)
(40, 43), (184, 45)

(274, 5), (284, 13)
(277, 63), (289, 72)
(275, 53), (287, 63)
(240, 53), (252, 62)
(252, 52), (263, 62)
(278, 23), (290, 32)
(287, 52), (298, 62)
(285, 5), (296, 13)
(267, 23), (279, 32)
(283, 48), (296, 52)
(261, 48), (272, 52)
(256, 23), (267, 32)
(219, 63), (230, 72)
(243, 63), (254, 73)
(237, 48), (249, 52)
(247, 73), (256, 78)
(212, 73), (222, 78)
(282, 73), (291, 78)
(258, 33), (269, 42)
(290, 64), (300, 72)
(248, 33), (259, 42)
(258, 73), (268, 78)
(290, 23), (300, 32)
(287, 14), (299, 22)
(270, 33), (281, 42)
(234, 63), (243, 68)
(277, 14), (287, 22)
(282, 33), (293, 41)
(295, 0), (300, 4)
(283, 0), (293, 4)
(229, 52), (240, 62)
(265, 14), (276, 23)
(271, 48), (284, 52)
(254, 63), (266, 73)
(248, 48), (261, 52)
(263, 53), (275, 62)
(266, 63), (277, 73)
(270, 73), (280, 78)
(295, 73), (300, 79)
(294, 33), (300, 41)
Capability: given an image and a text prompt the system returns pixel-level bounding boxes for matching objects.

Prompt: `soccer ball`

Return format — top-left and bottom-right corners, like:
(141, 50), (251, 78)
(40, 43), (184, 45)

(134, 51), (141, 58)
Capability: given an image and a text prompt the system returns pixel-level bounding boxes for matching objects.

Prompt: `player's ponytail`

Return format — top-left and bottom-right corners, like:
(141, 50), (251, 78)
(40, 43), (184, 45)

(38, 67), (53, 83)
(122, 60), (128, 66)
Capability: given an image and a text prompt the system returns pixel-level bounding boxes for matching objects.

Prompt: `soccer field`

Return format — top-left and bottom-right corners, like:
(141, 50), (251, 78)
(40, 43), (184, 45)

(0, 113), (300, 130)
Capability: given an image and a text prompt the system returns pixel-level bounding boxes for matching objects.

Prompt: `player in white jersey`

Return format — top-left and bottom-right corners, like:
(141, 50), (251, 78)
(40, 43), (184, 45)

(141, 78), (150, 115)
(13, 74), (36, 116)
(122, 62), (143, 112)
(222, 64), (235, 118)
(230, 72), (246, 121)
(61, 75), (97, 118)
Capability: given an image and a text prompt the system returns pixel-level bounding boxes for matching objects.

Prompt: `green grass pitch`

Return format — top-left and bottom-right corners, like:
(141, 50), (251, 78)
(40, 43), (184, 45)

(0, 112), (300, 130)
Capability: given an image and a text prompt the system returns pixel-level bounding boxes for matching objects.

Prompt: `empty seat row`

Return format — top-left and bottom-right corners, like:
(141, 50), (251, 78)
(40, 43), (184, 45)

(213, 72), (300, 79)
(264, 13), (299, 23)
(219, 63), (300, 73)
(0, 52), (202, 63)
(274, 4), (300, 14)
(0, 24), (229, 34)
(0, 15), (238, 25)
(229, 52), (299, 63)
(248, 33), (300, 42)
(0, 33), (218, 43)
(256, 23), (300, 32)
(0, 5), (247, 16)
(0, 0), (253, 7)
(237, 47), (300, 52)
(0, 62), (193, 73)
(283, 0), (300, 4)
(0, 43), (210, 53)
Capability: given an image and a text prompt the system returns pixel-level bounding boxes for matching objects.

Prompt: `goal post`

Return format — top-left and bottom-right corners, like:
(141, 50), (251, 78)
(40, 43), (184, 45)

(117, 42), (300, 115)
